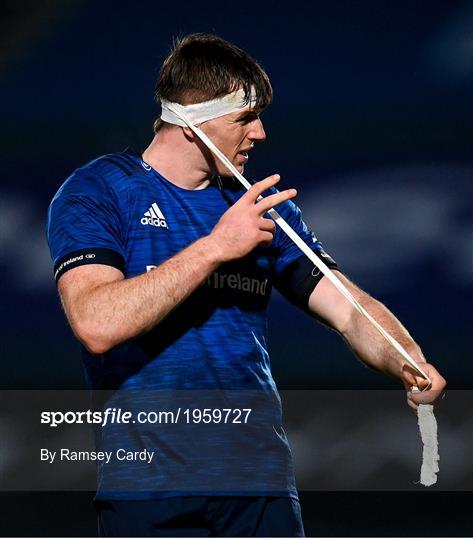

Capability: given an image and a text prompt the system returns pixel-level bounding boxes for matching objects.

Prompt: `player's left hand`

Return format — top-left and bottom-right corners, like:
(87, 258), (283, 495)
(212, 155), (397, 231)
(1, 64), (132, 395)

(401, 362), (446, 411)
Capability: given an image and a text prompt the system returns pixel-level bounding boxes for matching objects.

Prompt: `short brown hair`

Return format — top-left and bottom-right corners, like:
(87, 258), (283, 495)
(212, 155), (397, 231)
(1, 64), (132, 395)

(153, 33), (273, 132)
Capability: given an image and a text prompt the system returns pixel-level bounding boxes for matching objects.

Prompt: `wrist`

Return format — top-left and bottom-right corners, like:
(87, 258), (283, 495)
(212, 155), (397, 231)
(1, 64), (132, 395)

(407, 346), (427, 366)
(397, 347), (429, 384)
(196, 234), (227, 266)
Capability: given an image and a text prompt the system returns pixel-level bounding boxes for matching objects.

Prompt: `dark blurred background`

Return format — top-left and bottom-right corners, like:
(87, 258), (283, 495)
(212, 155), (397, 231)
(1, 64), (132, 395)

(0, 0), (471, 536)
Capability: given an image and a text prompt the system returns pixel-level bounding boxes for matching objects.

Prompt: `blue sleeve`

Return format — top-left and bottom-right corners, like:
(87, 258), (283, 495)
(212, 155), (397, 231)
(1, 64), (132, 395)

(46, 170), (126, 281)
(272, 199), (337, 276)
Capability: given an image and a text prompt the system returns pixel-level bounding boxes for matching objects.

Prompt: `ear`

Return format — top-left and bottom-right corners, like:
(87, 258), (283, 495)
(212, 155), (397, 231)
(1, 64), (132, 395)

(182, 126), (195, 141)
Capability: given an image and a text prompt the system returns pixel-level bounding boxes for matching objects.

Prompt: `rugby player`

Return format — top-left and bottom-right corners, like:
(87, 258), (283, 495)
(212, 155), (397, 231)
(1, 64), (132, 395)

(47, 33), (446, 537)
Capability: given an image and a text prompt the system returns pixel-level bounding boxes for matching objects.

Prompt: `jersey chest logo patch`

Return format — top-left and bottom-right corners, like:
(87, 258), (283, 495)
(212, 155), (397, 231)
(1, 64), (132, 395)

(141, 202), (168, 229)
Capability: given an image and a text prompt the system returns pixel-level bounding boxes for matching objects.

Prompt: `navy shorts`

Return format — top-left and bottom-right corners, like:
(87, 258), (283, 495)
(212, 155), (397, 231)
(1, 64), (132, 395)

(96, 496), (305, 537)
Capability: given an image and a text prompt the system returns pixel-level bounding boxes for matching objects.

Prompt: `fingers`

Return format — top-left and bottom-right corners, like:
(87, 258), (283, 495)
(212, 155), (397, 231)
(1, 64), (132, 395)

(408, 388), (445, 406)
(257, 219), (276, 246)
(406, 394), (419, 412)
(239, 174), (297, 215)
(255, 188), (297, 215)
(259, 218), (276, 234)
(401, 364), (430, 390)
(242, 174), (281, 203)
(403, 363), (447, 407)
(258, 231), (275, 246)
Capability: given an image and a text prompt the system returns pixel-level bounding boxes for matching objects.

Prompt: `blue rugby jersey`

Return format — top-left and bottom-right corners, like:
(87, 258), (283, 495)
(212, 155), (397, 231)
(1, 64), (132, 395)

(46, 149), (338, 499)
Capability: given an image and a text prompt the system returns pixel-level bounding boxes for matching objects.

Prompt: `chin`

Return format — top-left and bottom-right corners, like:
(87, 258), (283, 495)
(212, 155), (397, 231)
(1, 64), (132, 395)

(220, 165), (244, 177)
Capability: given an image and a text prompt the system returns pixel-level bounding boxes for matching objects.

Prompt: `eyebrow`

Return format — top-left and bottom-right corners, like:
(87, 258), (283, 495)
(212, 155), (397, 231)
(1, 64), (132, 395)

(236, 110), (259, 121)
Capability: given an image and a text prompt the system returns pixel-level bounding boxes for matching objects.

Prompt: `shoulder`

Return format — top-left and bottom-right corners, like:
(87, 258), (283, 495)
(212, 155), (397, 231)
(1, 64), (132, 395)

(50, 150), (147, 206)
(87, 150), (148, 183)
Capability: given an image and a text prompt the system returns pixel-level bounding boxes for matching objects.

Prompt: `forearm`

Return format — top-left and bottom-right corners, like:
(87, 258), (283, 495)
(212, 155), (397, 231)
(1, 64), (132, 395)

(341, 293), (426, 380)
(68, 235), (221, 353)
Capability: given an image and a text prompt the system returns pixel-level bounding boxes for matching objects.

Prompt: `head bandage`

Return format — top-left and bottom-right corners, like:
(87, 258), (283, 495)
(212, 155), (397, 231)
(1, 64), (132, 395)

(160, 87), (257, 127)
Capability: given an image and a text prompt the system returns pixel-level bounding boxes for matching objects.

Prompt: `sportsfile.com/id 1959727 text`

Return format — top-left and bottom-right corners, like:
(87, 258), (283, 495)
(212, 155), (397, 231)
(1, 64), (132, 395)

(41, 408), (253, 427)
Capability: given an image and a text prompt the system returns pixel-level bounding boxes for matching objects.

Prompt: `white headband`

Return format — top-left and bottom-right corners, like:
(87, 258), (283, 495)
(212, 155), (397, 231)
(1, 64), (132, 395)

(160, 87), (257, 127)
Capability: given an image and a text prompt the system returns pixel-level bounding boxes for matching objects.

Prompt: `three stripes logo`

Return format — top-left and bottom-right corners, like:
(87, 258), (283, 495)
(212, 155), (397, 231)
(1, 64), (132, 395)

(141, 202), (168, 228)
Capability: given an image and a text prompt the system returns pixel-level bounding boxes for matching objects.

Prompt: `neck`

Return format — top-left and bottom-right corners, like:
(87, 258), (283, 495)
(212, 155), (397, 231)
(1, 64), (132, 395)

(142, 129), (212, 190)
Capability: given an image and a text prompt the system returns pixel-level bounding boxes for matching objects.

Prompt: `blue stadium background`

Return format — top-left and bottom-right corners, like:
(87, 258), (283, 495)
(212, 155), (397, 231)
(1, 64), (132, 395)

(0, 0), (471, 536)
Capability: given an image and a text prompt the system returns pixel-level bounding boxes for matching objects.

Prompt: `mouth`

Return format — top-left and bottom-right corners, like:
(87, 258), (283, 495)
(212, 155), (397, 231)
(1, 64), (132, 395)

(236, 147), (252, 163)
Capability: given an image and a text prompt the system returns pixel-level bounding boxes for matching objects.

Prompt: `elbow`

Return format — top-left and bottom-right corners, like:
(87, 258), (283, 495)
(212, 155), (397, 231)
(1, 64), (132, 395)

(338, 288), (367, 337)
(338, 307), (356, 338)
(73, 320), (118, 355)
(83, 338), (113, 356)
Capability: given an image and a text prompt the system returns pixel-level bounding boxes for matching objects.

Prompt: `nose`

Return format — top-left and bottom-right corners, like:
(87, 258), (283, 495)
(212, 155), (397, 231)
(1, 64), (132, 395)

(248, 117), (266, 142)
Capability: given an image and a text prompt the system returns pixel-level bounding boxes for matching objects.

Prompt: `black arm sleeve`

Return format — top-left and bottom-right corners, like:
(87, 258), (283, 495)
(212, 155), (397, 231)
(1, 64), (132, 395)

(54, 247), (125, 282)
(273, 248), (340, 313)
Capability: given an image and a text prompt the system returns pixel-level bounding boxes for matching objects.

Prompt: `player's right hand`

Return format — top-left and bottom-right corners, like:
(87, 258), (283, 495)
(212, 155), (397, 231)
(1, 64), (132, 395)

(208, 174), (297, 262)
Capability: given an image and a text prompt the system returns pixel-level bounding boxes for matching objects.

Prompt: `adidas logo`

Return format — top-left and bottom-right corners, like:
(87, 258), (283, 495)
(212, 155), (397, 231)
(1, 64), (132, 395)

(141, 202), (168, 228)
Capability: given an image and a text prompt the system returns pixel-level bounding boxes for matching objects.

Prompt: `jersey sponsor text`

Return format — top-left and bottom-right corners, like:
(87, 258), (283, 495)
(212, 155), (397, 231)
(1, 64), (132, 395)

(206, 271), (268, 296)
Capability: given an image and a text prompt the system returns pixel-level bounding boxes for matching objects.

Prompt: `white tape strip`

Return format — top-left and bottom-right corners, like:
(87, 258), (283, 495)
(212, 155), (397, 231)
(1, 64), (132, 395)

(412, 386), (439, 486)
(167, 101), (431, 383)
